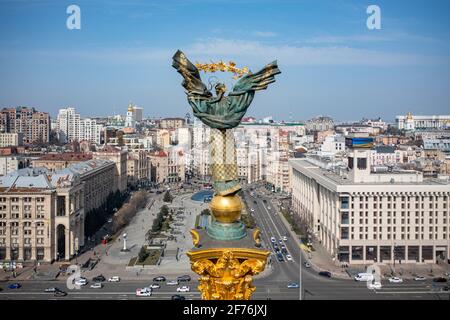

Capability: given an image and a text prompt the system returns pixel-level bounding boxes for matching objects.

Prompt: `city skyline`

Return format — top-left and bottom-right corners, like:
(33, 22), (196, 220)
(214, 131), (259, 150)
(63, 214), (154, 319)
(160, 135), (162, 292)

(0, 0), (449, 121)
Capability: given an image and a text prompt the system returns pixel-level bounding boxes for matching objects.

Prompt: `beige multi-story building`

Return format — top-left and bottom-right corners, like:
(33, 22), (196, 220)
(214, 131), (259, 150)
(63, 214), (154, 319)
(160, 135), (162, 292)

(159, 117), (185, 129)
(31, 153), (92, 171)
(0, 133), (23, 148)
(149, 150), (169, 184)
(93, 146), (128, 193)
(0, 156), (29, 176)
(0, 107), (50, 144)
(290, 148), (450, 265)
(0, 167), (84, 262)
(127, 151), (150, 186)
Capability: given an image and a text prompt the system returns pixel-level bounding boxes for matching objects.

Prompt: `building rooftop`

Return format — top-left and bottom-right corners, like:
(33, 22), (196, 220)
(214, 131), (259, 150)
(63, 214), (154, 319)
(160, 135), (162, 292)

(289, 157), (450, 188)
(35, 152), (92, 162)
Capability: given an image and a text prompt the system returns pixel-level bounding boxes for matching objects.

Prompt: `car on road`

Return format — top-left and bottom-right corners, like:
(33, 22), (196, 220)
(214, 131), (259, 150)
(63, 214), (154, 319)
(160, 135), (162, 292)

(54, 290), (67, 297)
(167, 280), (179, 286)
(92, 275), (106, 282)
(149, 283), (160, 289)
(253, 200), (257, 204)
(441, 286), (449, 292)
(171, 294), (186, 300)
(270, 237), (276, 243)
(433, 277), (447, 283)
(278, 239), (283, 244)
(108, 276), (120, 282)
(281, 245), (287, 254)
(250, 208), (255, 212)
(107, 218), (112, 223)
(282, 236), (288, 241)
(276, 252), (284, 262)
(90, 282), (103, 289)
(153, 276), (166, 282)
(388, 277), (403, 283)
(286, 254), (293, 261)
(177, 275), (191, 282)
(8, 283), (21, 289)
(355, 273), (374, 282)
(267, 206), (271, 210)
(45, 287), (61, 293)
(304, 261), (311, 268)
(177, 285), (190, 292)
(287, 282), (299, 288)
(368, 281), (382, 290)
(318, 271), (332, 278)
(414, 276), (426, 281)
(136, 288), (152, 297)
(74, 277), (88, 286)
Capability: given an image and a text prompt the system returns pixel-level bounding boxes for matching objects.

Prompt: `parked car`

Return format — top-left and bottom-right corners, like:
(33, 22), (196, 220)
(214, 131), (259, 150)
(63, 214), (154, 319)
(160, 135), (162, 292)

(414, 276), (426, 281)
(153, 276), (166, 282)
(167, 280), (179, 286)
(286, 254), (293, 261)
(368, 281), (382, 290)
(177, 285), (190, 292)
(90, 282), (103, 289)
(92, 275), (106, 282)
(54, 290), (68, 297)
(287, 282), (299, 288)
(388, 277), (403, 283)
(318, 271), (332, 278)
(177, 275), (191, 282)
(44, 287), (61, 293)
(108, 276), (120, 282)
(148, 283), (160, 289)
(136, 288), (152, 297)
(433, 277), (447, 283)
(8, 283), (21, 289)
(171, 294), (186, 300)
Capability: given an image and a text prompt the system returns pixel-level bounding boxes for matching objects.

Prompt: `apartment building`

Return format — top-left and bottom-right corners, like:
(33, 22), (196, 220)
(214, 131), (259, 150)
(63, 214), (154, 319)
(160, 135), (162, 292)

(0, 133), (23, 148)
(0, 107), (50, 144)
(92, 146), (128, 193)
(56, 107), (103, 144)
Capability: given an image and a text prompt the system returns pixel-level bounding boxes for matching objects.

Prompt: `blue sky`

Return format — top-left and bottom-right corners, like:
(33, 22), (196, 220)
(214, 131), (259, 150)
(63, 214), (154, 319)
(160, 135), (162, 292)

(0, 0), (449, 122)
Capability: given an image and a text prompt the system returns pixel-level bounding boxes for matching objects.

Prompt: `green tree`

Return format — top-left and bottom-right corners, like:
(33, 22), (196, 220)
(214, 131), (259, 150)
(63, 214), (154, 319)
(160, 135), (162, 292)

(138, 246), (149, 262)
(163, 191), (173, 203)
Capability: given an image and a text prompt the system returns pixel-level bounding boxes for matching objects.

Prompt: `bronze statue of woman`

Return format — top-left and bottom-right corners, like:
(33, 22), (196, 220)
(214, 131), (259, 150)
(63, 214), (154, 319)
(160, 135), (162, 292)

(172, 50), (281, 196)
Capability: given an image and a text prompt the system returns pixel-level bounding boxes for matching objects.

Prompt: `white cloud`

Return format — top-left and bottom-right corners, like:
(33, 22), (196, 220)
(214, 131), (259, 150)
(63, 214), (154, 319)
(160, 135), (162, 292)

(25, 38), (446, 67)
(252, 31), (278, 37)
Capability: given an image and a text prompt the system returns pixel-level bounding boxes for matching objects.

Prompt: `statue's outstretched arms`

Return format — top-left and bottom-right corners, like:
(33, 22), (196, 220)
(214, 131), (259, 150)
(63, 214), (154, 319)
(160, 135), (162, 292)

(172, 50), (212, 98)
(229, 61), (281, 96)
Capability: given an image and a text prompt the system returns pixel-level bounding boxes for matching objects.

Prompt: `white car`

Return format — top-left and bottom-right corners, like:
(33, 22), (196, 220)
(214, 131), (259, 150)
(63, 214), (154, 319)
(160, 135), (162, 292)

(414, 276), (426, 281)
(286, 254), (293, 261)
(108, 276), (120, 282)
(148, 283), (160, 289)
(177, 286), (190, 292)
(75, 278), (88, 286)
(136, 288), (152, 297)
(166, 280), (179, 286)
(368, 281), (382, 290)
(282, 236), (288, 241)
(388, 277), (403, 283)
(270, 237), (276, 243)
(90, 282), (103, 289)
(250, 208), (255, 212)
(267, 206), (271, 210)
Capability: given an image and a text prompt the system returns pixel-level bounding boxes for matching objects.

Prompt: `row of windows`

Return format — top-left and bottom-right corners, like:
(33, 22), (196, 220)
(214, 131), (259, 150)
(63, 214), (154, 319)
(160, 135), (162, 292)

(0, 237), (45, 244)
(0, 197), (46, 202)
